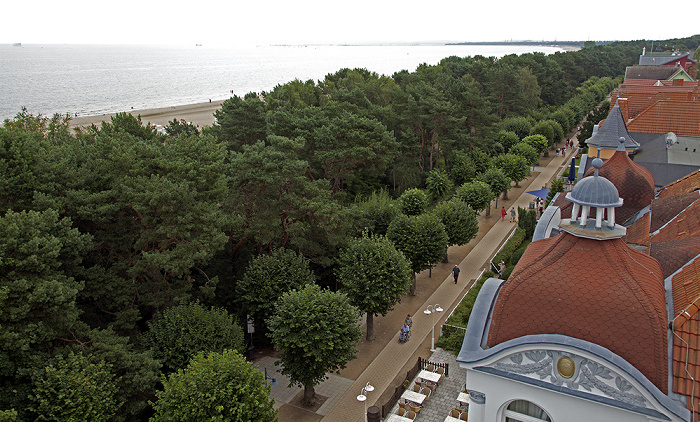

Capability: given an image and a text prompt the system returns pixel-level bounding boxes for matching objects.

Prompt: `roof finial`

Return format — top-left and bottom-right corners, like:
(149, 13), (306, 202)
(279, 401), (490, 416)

(617, 137), (626, 152)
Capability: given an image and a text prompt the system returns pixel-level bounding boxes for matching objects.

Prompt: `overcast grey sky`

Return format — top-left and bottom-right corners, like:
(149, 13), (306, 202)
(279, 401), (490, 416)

(2, 0), (697, 46)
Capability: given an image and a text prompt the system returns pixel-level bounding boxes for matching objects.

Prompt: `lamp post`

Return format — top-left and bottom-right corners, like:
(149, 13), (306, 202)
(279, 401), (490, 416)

(357, 381), (374, 422)
(424, 304), (443, 352)
(264, 367), (278, 386)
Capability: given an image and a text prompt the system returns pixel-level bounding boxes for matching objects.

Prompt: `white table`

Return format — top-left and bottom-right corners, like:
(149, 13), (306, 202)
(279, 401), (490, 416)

(444, 416), (462, 422)
(386, 414), (413, 422)
(457, 391), (470, 407)
(400, 389), (426, 405)
(418, 369), (442, 384)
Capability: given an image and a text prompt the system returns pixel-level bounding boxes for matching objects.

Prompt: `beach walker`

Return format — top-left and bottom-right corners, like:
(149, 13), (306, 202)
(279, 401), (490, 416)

(399, 325), (411, 343)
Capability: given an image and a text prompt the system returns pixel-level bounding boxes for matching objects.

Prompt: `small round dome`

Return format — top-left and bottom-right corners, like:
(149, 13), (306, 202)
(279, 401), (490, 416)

(566, 159), (623, 208)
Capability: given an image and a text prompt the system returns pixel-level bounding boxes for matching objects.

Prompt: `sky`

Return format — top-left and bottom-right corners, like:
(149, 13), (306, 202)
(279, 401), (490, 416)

(2, 0), (698, 46)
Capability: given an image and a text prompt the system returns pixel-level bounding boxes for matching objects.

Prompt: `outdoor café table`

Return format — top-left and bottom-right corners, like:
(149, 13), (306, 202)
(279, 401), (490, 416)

(457, 391), (470, 408)
(400, 389), (426, 406)
(386, 414), (413, 422)
(418, 369), (442, 384)
(444, 416), (462, 422)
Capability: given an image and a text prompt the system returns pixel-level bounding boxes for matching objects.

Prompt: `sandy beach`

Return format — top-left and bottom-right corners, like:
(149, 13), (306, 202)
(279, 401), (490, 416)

(69, 99), (226, 131)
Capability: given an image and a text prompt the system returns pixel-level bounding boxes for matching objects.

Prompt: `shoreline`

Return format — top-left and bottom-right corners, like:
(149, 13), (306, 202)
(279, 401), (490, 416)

(69, 99), (226, 131)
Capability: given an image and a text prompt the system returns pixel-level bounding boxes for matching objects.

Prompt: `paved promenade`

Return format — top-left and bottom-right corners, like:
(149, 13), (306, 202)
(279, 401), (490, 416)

(257, 144), (578, 422)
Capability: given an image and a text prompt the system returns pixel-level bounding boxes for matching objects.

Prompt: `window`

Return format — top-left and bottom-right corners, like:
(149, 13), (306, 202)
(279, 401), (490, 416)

(504, 400), (552, 422)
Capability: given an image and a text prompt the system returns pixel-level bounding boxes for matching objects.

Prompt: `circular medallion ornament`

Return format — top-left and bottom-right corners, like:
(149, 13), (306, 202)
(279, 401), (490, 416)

(557, 356), (575, 379)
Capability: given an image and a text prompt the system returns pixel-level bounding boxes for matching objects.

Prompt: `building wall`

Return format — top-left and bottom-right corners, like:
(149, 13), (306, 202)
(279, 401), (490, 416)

(465, 369), (685, 422)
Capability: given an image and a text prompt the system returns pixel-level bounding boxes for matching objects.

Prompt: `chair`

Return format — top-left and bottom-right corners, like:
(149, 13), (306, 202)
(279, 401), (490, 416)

(460, 411), (468, 420)
(436, 366), (445, 375)
(407, 410), (417, 420)
(415, 381), (424, 388)
(427, 364), (435, 372)
(424, 384), (436, 394)
(398, 407), (407, 417)
(409, 405), (421, 414)
(451, 408), (462, 418)
(413, 384), (422, 393)
(398, 402), (409, 411)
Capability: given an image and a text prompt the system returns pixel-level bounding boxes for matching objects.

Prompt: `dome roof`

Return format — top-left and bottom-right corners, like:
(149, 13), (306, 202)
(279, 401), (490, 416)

(486, 233), (669, 393)
(565, 158), (623, 208)
(582, 138), (655, 224)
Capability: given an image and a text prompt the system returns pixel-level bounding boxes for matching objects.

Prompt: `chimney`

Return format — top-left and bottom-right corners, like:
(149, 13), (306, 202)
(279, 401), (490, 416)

(618, 98), (630, 122)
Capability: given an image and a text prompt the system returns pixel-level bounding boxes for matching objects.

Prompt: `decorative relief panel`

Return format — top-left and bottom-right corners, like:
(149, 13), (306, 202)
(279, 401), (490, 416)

(492, 349), (647, 408)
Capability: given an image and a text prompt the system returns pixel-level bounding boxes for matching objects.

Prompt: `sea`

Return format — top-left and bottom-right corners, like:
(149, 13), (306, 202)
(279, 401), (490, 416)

(0, 43), (564, 122)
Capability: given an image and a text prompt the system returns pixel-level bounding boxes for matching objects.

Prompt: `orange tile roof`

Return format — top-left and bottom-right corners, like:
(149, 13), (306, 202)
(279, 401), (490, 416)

(651, 192), (700, 232)
(649, 199), (700, 244)
(658, 170), (700, 199)
(627, 100), (700, 136)
(487, 233), (669, 392)
(649, 237), (700, 280)
(623, 211), (651, 246)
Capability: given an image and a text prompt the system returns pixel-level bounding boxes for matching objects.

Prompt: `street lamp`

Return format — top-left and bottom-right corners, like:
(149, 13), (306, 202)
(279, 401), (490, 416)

(424, 304), (443, 352)
(357, 382), (374, 422)
(264, 367), (278, 386)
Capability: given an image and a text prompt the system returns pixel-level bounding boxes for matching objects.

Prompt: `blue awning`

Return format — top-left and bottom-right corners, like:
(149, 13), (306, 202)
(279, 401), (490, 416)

(526, 189), (550, 199)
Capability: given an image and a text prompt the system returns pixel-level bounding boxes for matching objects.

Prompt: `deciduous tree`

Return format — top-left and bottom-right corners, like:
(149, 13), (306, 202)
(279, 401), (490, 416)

(144, 302), (245, 373)
(336, 233), (412, 340)
(387, 213), (448, 294)
(236, 248), (316, 336)
(150, 349), (277, 422)
(267, 285), (361, 406)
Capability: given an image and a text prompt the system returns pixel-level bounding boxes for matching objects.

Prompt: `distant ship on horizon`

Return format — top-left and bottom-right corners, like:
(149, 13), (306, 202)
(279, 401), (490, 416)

(13, 43), (21, 47)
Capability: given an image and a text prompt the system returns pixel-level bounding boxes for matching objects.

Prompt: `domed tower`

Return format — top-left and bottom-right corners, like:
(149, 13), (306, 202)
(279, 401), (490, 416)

(487, 159), (669, 392)
(583, 137), (655, 225)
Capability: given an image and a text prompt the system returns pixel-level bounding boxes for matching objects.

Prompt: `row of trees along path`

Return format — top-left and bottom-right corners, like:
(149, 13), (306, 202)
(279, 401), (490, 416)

(270, 131), (578, 422)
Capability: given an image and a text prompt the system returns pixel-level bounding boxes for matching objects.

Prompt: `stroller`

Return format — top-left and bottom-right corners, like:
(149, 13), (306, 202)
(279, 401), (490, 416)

(399, 324), (411, 343)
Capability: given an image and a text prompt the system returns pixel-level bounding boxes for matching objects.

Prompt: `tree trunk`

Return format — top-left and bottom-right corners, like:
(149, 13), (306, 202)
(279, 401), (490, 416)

(502, 188), (509, 200)
(409, 273), (416, 295)
(303, 384), (316, 406)
(485, 204), (491, 217)
(366, 312), (375, 341)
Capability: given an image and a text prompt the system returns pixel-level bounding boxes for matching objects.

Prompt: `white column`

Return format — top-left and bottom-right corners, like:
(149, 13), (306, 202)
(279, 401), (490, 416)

(607, 207), (615, 227)
(569, 203), (579, 224)
(579, 205), (589, 226)
(595, 207), (604, 228)
(468, 391), (486, 422)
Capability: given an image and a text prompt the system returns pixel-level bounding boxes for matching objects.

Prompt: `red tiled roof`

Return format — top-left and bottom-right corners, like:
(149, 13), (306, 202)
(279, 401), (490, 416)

(487, 233), (669, 393)
(627, 100), (700, 136)
(651, 192), (700, 232)
(658, 170), (700, 199)
(649, 237), (700, 279)
(671, 261), (700, 406)
(649, 198), (700, 244)
(623, 212), (651, 246)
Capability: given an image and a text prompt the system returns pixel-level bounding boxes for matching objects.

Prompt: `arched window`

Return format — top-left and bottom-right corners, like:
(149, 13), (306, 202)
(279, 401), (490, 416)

(504, 400), (552, 422)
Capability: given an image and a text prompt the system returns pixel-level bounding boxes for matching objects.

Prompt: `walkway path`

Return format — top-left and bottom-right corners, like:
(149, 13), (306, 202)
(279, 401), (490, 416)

(258, 139), (579, 422)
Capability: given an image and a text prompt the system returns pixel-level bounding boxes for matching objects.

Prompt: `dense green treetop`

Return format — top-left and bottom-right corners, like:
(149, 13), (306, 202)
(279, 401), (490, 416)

(150, 349), (277, 422)
(236, 248), (316, 335)
(144, 302), (245, 373)
(267, 285), (361, 405)
(336, 232), (412, 340)
(30, 351), (120, 422)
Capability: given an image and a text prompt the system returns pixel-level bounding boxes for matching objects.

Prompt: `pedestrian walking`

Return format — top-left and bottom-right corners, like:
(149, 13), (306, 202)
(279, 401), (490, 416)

(501, 207), (506, 221)
(453, 265), (460, 284)
(509, 207), (516, 222)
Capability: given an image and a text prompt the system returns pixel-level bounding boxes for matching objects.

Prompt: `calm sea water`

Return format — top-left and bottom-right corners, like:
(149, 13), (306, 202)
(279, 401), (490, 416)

(0, 44), (562, 121)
